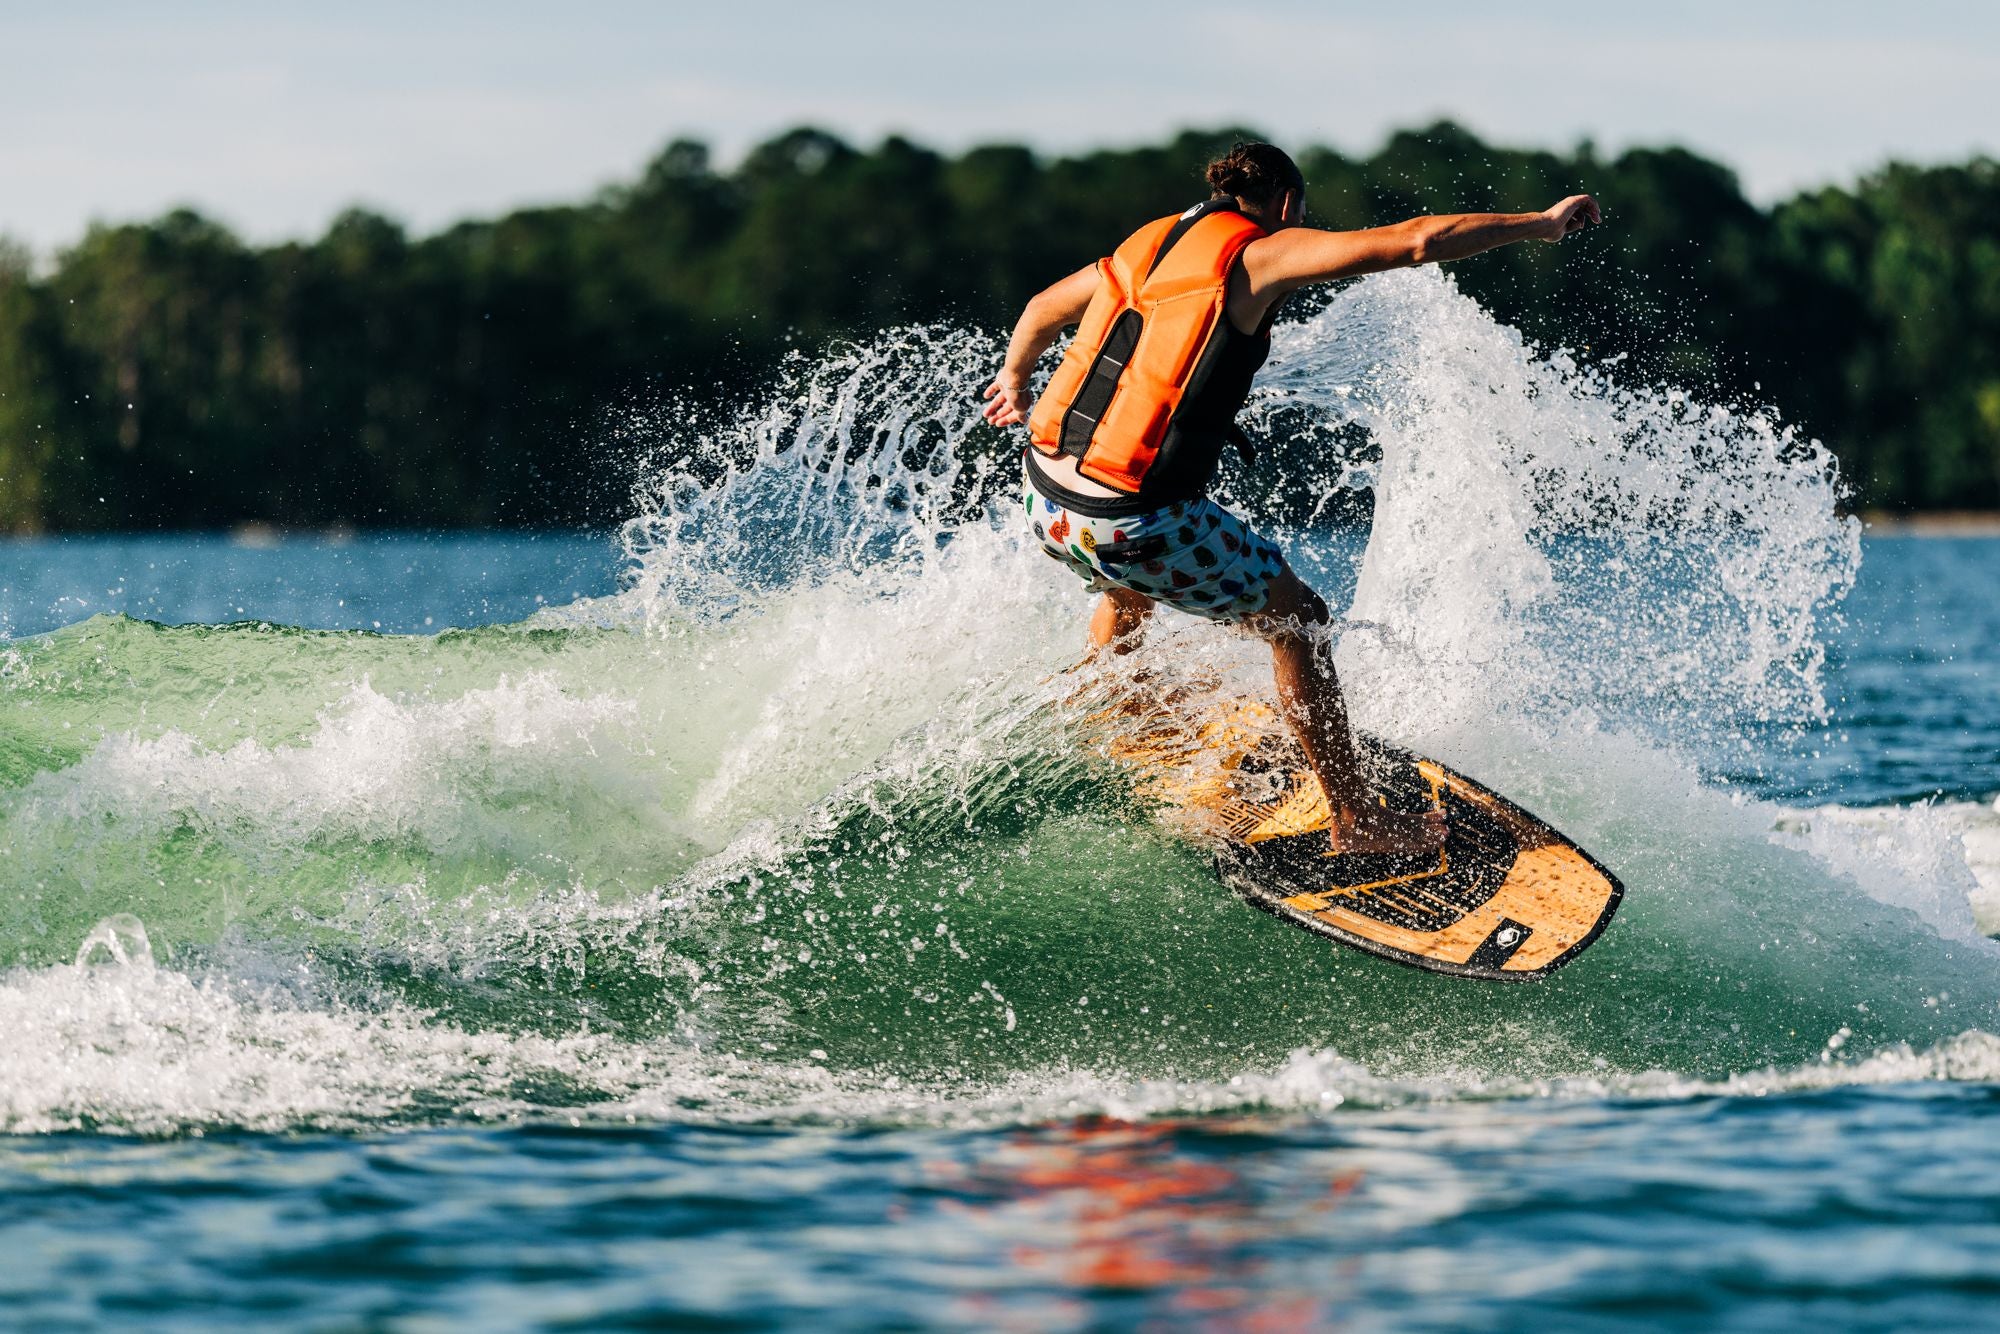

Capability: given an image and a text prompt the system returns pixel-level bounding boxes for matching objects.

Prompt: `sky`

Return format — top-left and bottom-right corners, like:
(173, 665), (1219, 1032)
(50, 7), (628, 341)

(3, 0), (1996, 255)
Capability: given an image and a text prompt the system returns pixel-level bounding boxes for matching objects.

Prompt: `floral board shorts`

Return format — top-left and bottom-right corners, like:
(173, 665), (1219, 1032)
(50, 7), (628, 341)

(1022, 456), (1288, 623)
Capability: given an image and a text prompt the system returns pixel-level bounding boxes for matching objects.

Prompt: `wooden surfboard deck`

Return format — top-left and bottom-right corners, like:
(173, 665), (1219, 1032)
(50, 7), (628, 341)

(1093, 694), (1622, 981)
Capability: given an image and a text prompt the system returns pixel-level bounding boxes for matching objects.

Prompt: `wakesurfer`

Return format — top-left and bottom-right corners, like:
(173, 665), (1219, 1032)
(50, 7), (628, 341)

(983, 142), (1600, 856)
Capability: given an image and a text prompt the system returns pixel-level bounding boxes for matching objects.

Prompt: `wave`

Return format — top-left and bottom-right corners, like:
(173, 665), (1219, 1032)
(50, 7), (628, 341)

(9, 916), (2000, 1136)
(2, 271), (1994, 1135)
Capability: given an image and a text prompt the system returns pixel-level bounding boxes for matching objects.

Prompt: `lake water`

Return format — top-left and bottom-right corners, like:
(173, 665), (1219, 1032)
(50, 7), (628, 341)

(4, 272), (1998, 1329)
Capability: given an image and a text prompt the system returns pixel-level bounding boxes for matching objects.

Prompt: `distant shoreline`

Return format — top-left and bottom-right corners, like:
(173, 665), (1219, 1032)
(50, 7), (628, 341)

(1860, 510), (2000, 535)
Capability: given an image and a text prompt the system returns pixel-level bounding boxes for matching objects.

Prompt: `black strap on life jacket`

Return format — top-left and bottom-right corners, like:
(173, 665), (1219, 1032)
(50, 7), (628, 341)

(1225, 421), (1258, 466)
(1144, 196), (1245, 283)
(1156, 198), (1265, 469)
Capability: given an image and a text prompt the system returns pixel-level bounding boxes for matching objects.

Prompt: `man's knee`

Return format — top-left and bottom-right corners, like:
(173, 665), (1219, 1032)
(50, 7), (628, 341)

(1248, 569), (1329, 639)
(1091, 586), (1156, 652)
(1105, 586), (1155, 615)
(1102, 587), (1154, 630)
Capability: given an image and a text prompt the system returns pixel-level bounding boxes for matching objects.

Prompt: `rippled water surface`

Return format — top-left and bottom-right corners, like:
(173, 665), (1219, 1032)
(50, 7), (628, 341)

(4, 272), (1997, 1329)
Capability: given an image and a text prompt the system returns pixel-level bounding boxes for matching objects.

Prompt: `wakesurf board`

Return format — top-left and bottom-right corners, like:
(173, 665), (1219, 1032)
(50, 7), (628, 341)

(1094, 694), (1621, 981)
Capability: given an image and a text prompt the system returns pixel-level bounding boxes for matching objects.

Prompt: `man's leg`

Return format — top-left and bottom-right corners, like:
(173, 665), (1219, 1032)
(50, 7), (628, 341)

(1245, 569), (1445, 856)
(1089, 586), (1155, 654)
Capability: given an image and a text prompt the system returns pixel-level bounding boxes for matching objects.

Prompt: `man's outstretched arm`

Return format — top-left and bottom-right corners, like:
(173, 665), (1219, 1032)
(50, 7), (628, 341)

(1243, 194), (1601, 303)
(981, 263), (1098, 428)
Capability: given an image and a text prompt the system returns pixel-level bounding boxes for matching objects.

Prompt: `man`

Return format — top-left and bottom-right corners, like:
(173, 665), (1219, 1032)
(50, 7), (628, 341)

(983, 142), (1599, 855)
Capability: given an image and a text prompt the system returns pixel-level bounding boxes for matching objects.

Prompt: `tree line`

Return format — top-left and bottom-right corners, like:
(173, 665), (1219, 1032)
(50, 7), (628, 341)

(1, 122), (1996, 532)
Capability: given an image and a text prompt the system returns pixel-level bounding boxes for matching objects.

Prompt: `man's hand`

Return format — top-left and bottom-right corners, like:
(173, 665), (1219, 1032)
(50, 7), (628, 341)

(981, 376), (1034, 428)
(1539, 194), (1602, 241)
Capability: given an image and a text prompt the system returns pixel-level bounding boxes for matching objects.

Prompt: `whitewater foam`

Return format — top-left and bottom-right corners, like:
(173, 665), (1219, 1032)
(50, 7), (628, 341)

(9, 915), (1999, 1137)
(1775, 797), (2000, 938)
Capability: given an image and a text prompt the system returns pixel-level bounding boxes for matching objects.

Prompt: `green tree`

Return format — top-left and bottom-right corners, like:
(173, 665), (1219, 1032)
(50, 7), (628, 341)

(0, 240), (65, 533)
(3, 126), (1997, 530)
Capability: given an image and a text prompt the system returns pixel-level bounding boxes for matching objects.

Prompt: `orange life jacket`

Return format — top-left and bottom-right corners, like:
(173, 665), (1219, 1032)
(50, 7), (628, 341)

(1028, 199), (1268, 497)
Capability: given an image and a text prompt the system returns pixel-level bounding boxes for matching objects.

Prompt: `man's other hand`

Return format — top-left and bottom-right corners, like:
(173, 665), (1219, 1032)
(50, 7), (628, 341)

(981, 377), (1034, 428)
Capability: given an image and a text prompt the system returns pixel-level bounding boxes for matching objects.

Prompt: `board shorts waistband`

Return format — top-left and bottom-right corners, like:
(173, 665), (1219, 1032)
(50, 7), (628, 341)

(1020, 448), (1160, 517)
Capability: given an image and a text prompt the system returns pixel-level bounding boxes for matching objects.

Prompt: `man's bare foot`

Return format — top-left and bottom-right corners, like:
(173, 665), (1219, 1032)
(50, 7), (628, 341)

(1328, 803), (1448, 857)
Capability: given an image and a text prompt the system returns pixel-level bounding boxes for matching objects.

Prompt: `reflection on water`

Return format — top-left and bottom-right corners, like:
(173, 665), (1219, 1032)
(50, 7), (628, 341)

(932, 1118), (1360, 1330)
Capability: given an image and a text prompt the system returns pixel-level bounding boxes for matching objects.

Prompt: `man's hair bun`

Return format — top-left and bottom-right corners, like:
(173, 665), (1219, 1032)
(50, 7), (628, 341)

(1204, 142), (1305, 205)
